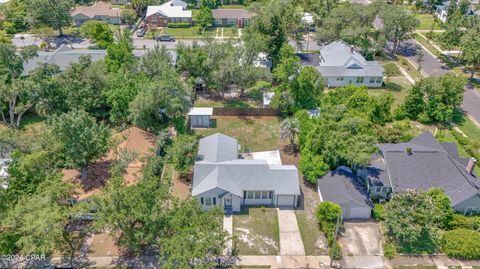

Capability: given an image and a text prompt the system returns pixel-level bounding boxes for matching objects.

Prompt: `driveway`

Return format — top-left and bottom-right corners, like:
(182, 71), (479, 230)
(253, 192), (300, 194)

(277, 209), (305, 256)
(397, 39), (450, 77)
(339, 221), (385, 269)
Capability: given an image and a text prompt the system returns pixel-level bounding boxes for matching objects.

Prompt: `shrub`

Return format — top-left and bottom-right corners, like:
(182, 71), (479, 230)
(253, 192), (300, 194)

(300, 149), (329, 184)
(383, 242), (397, 259)
(316, 201), (343, 259)
(450, 214), (480, 231)
(442, 229), (480, 259)
(168, 22), (191, 28)
(372, 203), (385, 221)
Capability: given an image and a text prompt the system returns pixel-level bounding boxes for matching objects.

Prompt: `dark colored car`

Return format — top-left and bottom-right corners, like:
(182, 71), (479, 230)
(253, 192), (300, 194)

(136, 28), (146, 37)
(156, 35), (175, 42)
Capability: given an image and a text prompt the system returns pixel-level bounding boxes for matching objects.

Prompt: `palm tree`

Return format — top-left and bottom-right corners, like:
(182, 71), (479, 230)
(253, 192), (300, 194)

(280, 117), (300, 154)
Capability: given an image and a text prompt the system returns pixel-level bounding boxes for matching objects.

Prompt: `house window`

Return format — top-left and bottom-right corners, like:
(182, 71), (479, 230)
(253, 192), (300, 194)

(213, 197), (216, 205)
(356, 77), (364, 83)
(376, 77), (383, 83)
(200, 197), (204, 205)
(269, 191), (273, 199)
(369, 77), (375, 83)
(205, 197), (212, 206)
(336, 77), (344, 81)
(247, 191), (254, 199)
(254, 191), (261, 199)
(261, 191), (269, 199)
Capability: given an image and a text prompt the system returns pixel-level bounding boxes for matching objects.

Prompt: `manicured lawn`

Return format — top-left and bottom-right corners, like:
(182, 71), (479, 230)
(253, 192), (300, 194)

(233, 207), (280, 255)
(195, 116), (281, 152)
(368, 76), (411, 109)
(295, 211), (328, 255)
(164, 26), (215, 39)
(453, 111), (480, 141)
(415, 13), (443, 30)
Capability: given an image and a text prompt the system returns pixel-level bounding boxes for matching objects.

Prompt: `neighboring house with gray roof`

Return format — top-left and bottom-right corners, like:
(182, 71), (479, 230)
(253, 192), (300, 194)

(23, 46), (177, 75)
(318, 166), (373, 219)
(357, 132), (480, 214)
(315, 40), (384, 88)
(192, 133), (301, 213)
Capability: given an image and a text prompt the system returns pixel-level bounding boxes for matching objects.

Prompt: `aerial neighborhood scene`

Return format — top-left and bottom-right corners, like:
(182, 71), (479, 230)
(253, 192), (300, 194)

(1, 0), (480, 268)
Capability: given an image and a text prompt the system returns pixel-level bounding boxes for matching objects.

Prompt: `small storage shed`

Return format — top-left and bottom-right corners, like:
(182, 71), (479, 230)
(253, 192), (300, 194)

(188, 107), (213, 129)
(318, 166), (373, 219)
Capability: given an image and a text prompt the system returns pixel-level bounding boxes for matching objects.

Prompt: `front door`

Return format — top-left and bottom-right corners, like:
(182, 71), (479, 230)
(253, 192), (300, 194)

(224, 197), (232, 207)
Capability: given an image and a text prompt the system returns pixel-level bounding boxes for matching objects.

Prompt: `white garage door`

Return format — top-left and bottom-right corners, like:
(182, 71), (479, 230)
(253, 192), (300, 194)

(348, 207), (371, 219)
(277, 195), (295, 207)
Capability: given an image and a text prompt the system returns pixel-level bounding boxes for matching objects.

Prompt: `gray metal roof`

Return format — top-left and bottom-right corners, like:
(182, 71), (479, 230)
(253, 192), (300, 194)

(23, 46), (177, 74)
(192, 133), (301, 197)
(375, 132), (480, 206)
(318, 167), (373, 208)
(317, 40), (384, 77)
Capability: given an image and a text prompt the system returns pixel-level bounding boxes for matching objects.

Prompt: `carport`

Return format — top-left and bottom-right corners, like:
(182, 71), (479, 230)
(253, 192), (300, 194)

(318, 166), (373, 219)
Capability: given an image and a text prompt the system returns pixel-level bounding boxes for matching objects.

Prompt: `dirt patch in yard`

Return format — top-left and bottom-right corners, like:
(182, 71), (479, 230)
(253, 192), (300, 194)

(339, 221), (383, 256)
(86, 232), (121, 257)
(233, 207), (280, 255)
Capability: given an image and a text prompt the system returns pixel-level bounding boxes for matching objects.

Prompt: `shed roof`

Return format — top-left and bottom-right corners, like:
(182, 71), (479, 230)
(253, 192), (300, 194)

(71, 1), (120, 18)
(188, 107), (213, 116)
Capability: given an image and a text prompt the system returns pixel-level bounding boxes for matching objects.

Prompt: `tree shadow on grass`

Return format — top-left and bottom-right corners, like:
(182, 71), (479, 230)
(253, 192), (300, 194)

(452, 109), (466, 126)
(385, 82), (403, 92)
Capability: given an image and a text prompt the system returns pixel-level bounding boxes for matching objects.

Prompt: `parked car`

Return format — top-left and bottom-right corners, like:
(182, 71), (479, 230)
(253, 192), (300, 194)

(156, 35), (175, 42)
(136, 28), (146, 37)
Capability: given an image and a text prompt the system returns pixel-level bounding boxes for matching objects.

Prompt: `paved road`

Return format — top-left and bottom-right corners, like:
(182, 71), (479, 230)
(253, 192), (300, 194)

(397, 39), (450, 77)
(398, 40), (480, 125)
(13, 34), (321, 52)
(462, 85), (480, 126)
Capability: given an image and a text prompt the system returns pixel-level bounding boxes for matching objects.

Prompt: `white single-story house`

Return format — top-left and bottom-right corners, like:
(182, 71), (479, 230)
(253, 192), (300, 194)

(192, 133), (301, 213)
(71, 1), (121, 26)
(188, 107), (213, 129)
(318, 166), (373, 219)
(146, 0), (192, 27)
(316, 40), (384, 88)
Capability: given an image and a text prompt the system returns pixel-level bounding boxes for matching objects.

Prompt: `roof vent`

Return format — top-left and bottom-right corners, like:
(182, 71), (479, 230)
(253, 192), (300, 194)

(350, 45), (354, 53)
(466, 157), (477, 175)
(406, 147), (412, 155)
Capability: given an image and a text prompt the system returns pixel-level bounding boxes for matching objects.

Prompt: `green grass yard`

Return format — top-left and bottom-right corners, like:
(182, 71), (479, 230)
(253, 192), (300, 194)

(368, 76), (411, 109)
(295, 211), (328, 255)
(194, 98), (258, 108)
(414, 34), (441, 56)
(164, 26), (215, 39)
(414, 13), (443, 30)
(233, 207), (280, 255)
(195, 116), (281, 152)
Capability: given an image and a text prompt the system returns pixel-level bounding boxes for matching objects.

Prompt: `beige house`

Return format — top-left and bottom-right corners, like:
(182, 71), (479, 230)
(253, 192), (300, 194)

(71, 1), (121, 26)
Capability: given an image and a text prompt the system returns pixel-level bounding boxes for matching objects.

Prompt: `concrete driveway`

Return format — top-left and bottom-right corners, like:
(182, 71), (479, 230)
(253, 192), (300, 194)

(277, 209), (305, 256)
(339, 221), (385, 269)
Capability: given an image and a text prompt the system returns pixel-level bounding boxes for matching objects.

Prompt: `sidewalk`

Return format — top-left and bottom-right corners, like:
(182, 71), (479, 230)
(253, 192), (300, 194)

(238, 255), (332, 269)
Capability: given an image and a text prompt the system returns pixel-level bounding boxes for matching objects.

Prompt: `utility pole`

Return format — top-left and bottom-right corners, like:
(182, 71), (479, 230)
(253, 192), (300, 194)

(330, 214), (341, 268)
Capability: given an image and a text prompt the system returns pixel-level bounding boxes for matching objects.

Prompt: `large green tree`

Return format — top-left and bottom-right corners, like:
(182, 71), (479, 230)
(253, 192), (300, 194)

(80, 21), (114, 49)
(461, 25), (480, 79)
(197, 6), (214, 32)
(379, 6), (419, 53)
(167, 135), (198, 177)
(26, 0), (74, 35)
(46, 109), (110, 177)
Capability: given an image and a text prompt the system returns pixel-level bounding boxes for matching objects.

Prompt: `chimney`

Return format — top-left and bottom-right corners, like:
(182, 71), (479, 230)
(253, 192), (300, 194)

(350, 46), (354, 54)
(466, 157), (477, 174)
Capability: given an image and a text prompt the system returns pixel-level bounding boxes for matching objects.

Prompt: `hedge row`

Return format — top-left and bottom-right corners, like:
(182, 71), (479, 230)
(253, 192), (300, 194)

(316, 201), (342, 260)
(167, 22), (191, 28)
(442, 228), (480, 259)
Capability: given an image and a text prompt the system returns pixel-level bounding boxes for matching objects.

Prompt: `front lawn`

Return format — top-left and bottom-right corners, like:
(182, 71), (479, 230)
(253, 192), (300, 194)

(368, 76), (411, 109)
(195, 116), (281, 152)
(194, 97), (258, 108)
(414, 34), (440, 56)
(295, 211), (328, 255)
(233, 207), (280, 255)
(165, 26), (215, 39)
(414, 14), (443, 30)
